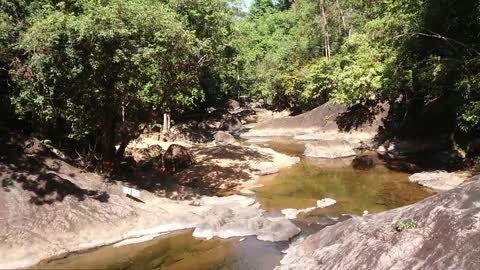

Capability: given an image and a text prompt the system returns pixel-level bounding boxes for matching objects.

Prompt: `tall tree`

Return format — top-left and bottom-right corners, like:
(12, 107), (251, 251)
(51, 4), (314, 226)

(11, 0), (201, 163)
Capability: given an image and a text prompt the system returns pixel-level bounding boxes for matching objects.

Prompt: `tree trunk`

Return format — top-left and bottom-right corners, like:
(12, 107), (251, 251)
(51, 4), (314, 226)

(335, 0), (349, 38)
(163, 112), (171, 133)
(319, 0), (331, 59)
(102, 112), (116, 163)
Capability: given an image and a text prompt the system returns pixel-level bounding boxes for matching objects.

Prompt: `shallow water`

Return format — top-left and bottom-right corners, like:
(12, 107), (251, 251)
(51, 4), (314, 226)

(255, 159), (432, 216)
(34, 230), (287, 270)
(35, 138), (433, 270)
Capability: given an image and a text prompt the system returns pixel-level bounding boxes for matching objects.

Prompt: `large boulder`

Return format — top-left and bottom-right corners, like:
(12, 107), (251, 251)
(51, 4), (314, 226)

(351, 153), (379, 170)
(224, 99), (241, 111)
(277, 176), (480, 270)
(219, 114), (242, 132)
(242, 101), (387, 139)
(376, 137), (451, 155)
(214, 131), (238, 146)
(304, 140), (356, 159)
(163, 144), (193, 173)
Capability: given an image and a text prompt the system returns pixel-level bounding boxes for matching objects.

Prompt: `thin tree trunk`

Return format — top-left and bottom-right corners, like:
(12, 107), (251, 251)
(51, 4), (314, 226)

(101, 109), (117, 173)
(163, 112), (171, 133)
(335, 0), (349, 38)
(319, 0), (331, 59)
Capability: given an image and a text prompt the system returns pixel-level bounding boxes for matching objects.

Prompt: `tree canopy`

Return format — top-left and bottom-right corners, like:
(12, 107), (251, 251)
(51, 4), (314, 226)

(1, 0), (480, 164)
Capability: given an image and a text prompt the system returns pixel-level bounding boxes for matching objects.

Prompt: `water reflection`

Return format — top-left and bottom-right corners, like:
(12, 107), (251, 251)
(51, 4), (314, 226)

(34, 230), (287, 270)
(255, 159), (433, 216)
(35, 138), (433, 270)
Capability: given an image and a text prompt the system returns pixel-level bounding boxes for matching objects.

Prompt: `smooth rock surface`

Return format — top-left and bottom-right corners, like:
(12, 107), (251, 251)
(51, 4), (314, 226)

(242, 102), (387, 142)
(277, 176), (480, 270)
(0, 141), (300, 269)
(214, 131), (239, 146)
(304, 140), (356, 159)
(251, 162), (280, 176)
(281, 198), (337, 219)
(409, 170), (470, 191)
(316, 198), (336, 208)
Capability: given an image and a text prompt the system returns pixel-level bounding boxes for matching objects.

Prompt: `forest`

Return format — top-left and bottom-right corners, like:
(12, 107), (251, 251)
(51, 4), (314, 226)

(1, 0), (480, 166)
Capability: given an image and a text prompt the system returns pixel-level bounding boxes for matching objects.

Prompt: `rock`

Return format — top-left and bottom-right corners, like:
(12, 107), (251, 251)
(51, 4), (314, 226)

(251, 162), (280, 176)
(351, 154), (376, 170)
(281, 207), (317, 220)
(193, 212), (300, 242)
(316, 198), (336, 208)
(135, 145), (164, 169)
(304, 140), (356, 159)
(281, 198), (336, 219)
(277, 175), (480, 270)
(1, 138), (302, 269)
(242, 102), (387, 139)
(468, 138), (480, 156)
(163, 144), (193, 173)
(46, 146), (69, 160)
(408, 170), (469, 191)
(147, 144), (163, 157)
(23, 137), (48, 155)
(239, 188), (256, 196)
(219, 114), (243, 132)
(214, 131), (239, 146)
(225, 99), (241, 111)
(376, 144), (394, 154)
(381, 138), (451, 155)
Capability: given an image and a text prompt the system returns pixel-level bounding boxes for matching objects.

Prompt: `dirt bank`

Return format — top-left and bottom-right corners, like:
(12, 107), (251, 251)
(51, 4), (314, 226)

(126, 132), (299, 197)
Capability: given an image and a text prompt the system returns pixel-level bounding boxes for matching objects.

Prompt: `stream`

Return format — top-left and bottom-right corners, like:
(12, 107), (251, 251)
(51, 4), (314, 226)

(34, 138), (433, 270)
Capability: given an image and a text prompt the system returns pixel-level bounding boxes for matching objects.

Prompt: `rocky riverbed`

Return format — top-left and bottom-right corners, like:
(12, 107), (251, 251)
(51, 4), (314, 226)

(277, 175), (480, 270)
(0, 136), (299, 269)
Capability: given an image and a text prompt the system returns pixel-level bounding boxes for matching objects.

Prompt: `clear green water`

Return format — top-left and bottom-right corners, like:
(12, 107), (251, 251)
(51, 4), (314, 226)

(34, 139), (433, 270)
(255, 159), (432, 217)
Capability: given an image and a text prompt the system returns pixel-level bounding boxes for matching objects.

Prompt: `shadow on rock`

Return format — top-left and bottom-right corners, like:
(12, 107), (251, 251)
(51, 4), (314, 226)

(336, 102), (387, 132)
(1, 137), (110, 205)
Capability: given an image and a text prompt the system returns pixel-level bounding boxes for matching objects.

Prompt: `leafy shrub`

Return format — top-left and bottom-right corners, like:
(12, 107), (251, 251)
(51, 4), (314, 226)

(396, 219), (417, 232)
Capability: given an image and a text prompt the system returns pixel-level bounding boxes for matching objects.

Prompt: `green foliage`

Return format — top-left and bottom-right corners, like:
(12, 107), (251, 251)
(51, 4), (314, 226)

(13, 0), (196, 131)
(2, 0), (480, 162)
(396, 219), (417, 231)
(234, 0), (480, 140)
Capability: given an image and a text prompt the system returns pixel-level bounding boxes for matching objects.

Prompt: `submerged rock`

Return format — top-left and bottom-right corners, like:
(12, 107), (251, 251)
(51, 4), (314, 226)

(281, 198), (337, 219)
(351, 154), (377, 170)
(408, 170), (469, 191)
(277, 176), (480, 270)
(304, 140), (356, 159)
